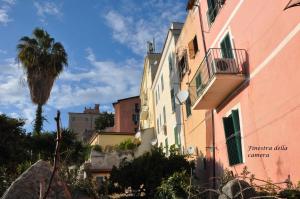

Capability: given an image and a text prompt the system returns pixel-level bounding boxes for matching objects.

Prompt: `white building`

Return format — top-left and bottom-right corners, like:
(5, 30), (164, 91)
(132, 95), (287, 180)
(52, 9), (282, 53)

(151, 22), (184, 155)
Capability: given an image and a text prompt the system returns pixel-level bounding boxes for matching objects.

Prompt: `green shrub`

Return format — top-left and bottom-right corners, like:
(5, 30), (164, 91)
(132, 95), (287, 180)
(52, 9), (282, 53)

(279, 189), (300, 198)
(93, 145), (103, 153)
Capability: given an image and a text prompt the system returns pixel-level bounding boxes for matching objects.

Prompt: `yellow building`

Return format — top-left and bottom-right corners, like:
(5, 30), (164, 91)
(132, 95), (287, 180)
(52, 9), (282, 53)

(89, 131), (135, 150)
(138, 50), (161, 156)
(175, 0), (208, 181)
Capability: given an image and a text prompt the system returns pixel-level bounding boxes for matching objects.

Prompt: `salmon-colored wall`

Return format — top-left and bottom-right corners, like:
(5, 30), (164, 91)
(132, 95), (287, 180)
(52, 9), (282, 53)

(196, 0), (300, 183)
(112, 96), (140, 134)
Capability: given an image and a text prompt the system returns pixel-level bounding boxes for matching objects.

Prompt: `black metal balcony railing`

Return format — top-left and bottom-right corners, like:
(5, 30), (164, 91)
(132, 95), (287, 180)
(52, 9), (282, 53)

(189, 48), (248, 106)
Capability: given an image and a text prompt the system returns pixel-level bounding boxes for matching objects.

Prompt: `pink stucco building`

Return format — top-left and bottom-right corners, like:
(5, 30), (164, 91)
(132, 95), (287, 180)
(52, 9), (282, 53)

(183, 0), (300, 186)
(111, 96), (140, 134)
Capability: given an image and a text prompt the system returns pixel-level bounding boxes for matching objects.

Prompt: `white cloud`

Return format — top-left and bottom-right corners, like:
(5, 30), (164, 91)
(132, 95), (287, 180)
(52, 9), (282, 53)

(49, 48), (142, 109)
(0, 8), (10, 24)
(0, 58), (36, 128)
(34, 1), (62, 20)
(103, 0), (186, 56)
(0, 0), (15, 25)
(2, 0), (15, 6)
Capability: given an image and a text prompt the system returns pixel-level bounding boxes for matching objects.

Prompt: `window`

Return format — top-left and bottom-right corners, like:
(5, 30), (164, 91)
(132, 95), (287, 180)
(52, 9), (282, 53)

(135, 103), (140, 113)
(155, 90), (158, 104)
(220, 33), (233, 58)
(157, 119), (160, 134)
(134, 128), (138, 133)
(196, 72), (202, 96)
(158, 85), (160, 99)
(165, 138), (169, 155)
(188, 36), (199, 59)
(168, 54), (173, 73)
(222, 109), (243, 166)
(174, 126), (181, 147)
(72, 117), (76, 121)
(163, 106), (166, 124)
(159, 114), (162, 127)
(170, 89), (175, 112)
(178, 53), (188, 80)
(185, 96), (192, 117)
(161, 75), (164, 91)
(85, 117), (89, 121)
(132, 114), (139, 125)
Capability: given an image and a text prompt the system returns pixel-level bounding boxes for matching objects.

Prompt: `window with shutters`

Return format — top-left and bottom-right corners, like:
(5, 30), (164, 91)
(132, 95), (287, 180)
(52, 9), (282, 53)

(178, 53), (188, 80)
(174, 126), (181, 147)
(163, 106), (166, 124)
(222, 109), (243, 166)
(165, 138), (169, 155)
(157, 118), (160, 134)
(196, 72), (202, 96)
(207, 0), (226, 26)
(185, 96), (192, 117)
(220, 33), (234, 58)
(188, 36), (199, 59)
(161, 75), (164, 91)
(170, 89), (176, 112)
(168, 54), (173, 73)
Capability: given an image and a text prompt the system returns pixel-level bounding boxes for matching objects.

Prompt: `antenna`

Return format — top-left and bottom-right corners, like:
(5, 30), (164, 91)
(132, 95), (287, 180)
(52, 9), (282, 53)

(175, 90), (189, 105)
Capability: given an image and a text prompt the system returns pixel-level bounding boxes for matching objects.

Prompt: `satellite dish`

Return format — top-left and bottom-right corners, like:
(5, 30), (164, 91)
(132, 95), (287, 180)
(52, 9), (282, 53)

(151, 138), (157, 146)
(175, 90), (189, 105)
(135, 131), (141, 139)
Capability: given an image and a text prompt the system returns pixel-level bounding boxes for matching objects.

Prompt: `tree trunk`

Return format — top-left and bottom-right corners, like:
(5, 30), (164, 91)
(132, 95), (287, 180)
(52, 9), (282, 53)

(33, 104), (43, 135)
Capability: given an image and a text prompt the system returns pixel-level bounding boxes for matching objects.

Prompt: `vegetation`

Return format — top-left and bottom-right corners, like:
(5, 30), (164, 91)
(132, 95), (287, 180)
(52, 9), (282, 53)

(116, 138), (140, 150)
(0, 114), (88, 196)
(109, 147), (192, 198)
(95, 111), (114, 131)
(17, 28), (68, 135)
(155, 171), (190, 199)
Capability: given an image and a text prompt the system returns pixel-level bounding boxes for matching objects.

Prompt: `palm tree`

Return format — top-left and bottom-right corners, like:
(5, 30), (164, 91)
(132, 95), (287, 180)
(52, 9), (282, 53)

(17, 28), (68, 135)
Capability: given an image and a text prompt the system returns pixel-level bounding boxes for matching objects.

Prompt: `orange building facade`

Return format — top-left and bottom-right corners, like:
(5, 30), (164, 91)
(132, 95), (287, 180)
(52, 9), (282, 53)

(111, 96), (140, 134)
(181, 0), (300, 185)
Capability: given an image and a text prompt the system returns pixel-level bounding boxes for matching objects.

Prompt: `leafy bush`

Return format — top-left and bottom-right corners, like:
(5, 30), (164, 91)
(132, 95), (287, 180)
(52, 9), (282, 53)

(155, 171), (189, 199)
(93, 145), (103, 153)
(109, 147), (192, 198)
(117, 138), (140, 150)
(279, 189), (300, 198)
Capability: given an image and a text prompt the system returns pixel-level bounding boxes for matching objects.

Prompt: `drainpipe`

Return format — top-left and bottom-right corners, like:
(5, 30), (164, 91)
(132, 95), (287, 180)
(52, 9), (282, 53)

(193, 1), (216, 190)
(211, 110), (216, 189)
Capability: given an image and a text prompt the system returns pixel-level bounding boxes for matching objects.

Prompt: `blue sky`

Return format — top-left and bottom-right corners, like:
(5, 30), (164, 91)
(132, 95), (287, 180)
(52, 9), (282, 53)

(0, 0), (187, 132)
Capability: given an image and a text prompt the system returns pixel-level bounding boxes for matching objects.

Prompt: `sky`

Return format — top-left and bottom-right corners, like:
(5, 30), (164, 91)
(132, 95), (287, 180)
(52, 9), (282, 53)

(0, 0), (187, 132)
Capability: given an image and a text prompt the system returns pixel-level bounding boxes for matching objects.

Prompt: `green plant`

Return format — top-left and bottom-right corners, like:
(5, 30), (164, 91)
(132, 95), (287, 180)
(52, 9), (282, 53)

(117, 139), (140, 150)
(279, 189), (300, 198)
(17, 28), (68, 135)
(93, 145), (103, 153)
(155, 171), (189, 199)
(95, 112), (114, 131)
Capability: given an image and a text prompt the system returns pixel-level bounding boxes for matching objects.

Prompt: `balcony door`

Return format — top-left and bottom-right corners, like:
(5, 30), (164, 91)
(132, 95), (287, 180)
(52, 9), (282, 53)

(220, 33), (234, 59)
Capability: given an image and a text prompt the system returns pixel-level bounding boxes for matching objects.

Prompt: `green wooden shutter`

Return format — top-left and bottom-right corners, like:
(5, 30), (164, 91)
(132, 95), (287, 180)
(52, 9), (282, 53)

(231, 109), (243, 164)
(171, 89), (175, 112)
(174, 126), (179, 146)
(223, 115), (239, 165)
(220, 34), (234, 58)
(196, 73), (202, 96)
(186, 97), (192, 117)
(207, 0), (216, 24)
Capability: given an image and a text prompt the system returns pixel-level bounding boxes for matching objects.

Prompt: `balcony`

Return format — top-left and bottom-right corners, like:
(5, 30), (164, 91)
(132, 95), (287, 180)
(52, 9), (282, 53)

(189, 48), (248, 109)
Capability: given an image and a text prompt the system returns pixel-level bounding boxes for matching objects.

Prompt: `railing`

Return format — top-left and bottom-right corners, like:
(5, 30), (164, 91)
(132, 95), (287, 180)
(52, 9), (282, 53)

(189, 48), (248, 106)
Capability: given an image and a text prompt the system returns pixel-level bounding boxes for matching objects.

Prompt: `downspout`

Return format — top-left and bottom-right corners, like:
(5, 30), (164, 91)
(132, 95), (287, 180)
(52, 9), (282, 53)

(195, 1), (216, 189)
